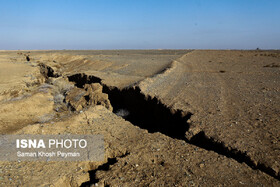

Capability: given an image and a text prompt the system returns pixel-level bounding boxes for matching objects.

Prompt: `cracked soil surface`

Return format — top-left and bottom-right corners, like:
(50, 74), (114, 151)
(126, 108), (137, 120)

(0, 50), (279, 186)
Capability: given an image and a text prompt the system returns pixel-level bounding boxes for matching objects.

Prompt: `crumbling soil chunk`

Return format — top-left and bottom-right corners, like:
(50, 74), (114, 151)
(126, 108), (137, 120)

(66, 83), (112, 111)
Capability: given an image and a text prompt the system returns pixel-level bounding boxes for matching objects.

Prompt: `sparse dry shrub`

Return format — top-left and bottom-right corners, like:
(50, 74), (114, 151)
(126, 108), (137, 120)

(53, 93), (64, 104)
(38, 83), (53, 93)
(52, 78), (74, 95)
(37, 113), (55, 123)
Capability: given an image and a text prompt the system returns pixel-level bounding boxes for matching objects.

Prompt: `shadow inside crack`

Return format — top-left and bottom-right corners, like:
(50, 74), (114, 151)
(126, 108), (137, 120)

(80, 153), (129, 187)
(80, 157), (116, 187)
(67, 73), (192, 140)
(103, 86), (192, 140)
(190, 131), (280, 180)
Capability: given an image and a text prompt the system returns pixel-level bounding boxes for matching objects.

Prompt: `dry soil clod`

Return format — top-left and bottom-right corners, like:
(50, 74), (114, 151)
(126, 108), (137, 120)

(65, 83), (112, 112)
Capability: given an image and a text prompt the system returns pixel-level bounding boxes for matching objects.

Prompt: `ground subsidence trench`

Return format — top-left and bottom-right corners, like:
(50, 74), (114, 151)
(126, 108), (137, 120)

(38, 62), (280, 182)
(67, 73), (280, 181)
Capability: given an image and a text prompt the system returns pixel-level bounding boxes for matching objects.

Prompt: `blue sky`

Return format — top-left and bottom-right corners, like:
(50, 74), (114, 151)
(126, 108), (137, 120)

(0, 0), (279, 50)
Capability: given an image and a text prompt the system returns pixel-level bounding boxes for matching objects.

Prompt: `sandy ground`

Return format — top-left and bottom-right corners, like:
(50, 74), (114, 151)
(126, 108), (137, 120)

(0, 50), (279, 186)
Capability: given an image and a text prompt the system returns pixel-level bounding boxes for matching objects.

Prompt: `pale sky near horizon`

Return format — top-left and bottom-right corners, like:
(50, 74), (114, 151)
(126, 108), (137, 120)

(0, 0), (279, 50)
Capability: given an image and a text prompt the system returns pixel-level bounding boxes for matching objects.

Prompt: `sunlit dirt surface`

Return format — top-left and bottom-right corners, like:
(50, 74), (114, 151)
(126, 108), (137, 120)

(0, 50), (279, 186)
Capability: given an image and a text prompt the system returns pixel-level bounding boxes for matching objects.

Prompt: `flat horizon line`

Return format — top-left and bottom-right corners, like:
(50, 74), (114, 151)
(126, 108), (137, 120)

(0, 48), (280, 51)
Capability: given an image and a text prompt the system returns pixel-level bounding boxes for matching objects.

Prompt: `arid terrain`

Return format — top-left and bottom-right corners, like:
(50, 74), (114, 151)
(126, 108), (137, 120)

(0, 50), (279, 186)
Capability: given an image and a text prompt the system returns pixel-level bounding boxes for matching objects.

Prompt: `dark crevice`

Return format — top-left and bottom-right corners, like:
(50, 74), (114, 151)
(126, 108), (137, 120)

(68, 73), (279, 181)
(80, 152), (129, 187)
(189, 131), (279, 180)
(67, 73), (192, 139)
(39, 63), (60, 78)
(68, 73), (101, 88)
(103, 86), (192, 139)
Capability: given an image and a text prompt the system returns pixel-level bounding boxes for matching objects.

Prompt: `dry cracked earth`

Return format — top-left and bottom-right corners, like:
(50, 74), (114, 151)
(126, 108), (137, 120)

(0, 50), (279, 186)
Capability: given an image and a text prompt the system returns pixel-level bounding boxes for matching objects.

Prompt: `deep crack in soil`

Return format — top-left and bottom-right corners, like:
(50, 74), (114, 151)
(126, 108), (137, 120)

(67, 73), (280, 181)
(190, 132), (280, 180)
(80, 152), (130, 187)
(39, 63), (60, 78)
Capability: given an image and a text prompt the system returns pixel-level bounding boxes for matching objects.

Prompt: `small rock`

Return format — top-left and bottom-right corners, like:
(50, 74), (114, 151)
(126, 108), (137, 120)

(199, 163), (205, 168)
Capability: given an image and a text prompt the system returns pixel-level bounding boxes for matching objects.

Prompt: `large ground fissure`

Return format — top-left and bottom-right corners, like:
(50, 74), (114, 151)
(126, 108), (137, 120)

(67, 73), (279, 181)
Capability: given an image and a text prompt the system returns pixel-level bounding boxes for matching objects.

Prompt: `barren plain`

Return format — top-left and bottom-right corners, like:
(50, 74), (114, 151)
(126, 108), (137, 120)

(0, 50), (279, 186)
